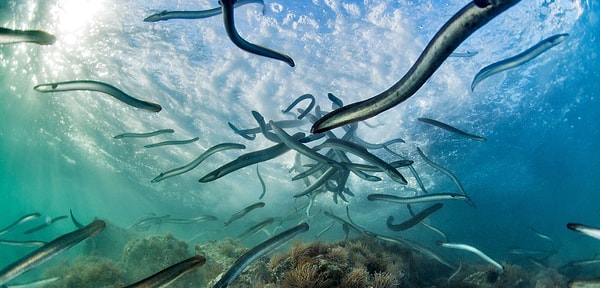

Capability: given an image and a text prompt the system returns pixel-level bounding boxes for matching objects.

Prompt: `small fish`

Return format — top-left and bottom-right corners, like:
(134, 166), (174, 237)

(449, 50), (479, 57)
(0, 240), (46, 247)
(34, 80), (162, 112)
(224, 202), (265, 226)
(160, 215), (218, 225)
(143, 0), (265, 22)
(417, 117), (486, 141)
(199, 133), (303, 182)
(133, 215), (170, 232)
(0, 213), (41, 236)
(256, 165), (266, 199)
(282, 94), (315, 119)
(416, 147), (475, 207)
(567, 223), (600, 240)
(270, 121), (343, 169)
(236, 217), (275, 242)
(322, 211), (365, 236)
(228, 119), (305, 140)
(367, 193), (471, 204)
(220, 0), (295, 67)
(124, 255), (206, 288)
(0, 220), (105, 285)
(212, 223), (309, 288)
(530, 226), (554, 243)
(23, 216), (68, 235)
(144, 137), (199, 148)
(436, 241), (504, 273)
(0, 27), (55, 45)
(311, 0), (521, 133)
(313, 138), (407, 184)
(152, 143), (245, 183)
(114, 129), (174, 139)
(408, 204), (448, 241)
(471, 33), (568, 91)
(315, 221), (335, 239)
(293, 167), (339, 198)
(507, 248), (555, 255)
(2, 276), (60, 288)
(369, 232), (456, 269)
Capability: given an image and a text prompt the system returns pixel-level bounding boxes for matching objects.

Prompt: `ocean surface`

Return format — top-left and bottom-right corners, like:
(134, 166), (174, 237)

(0, 0), (599, 286)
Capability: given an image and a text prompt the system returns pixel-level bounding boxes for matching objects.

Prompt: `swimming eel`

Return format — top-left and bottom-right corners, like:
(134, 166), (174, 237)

(34, 80), (162, 112)
(0, 28), (55, 45)
(124, 255), (206, 288)
(114, 129), (174, 139)
(224, 202), (265, 226)
(153, 143), (245, 183)
(0, 220), (105, 285)
(386, 203), (443, 231)
(567, 223), (600, 241)
(0, 213), (40, 236)
(144, 137), (199, 148)
(212, 223), (308, 288)
(471, 33), (568, 91)
(220, 0), (295, 67)
(311, 0), (521, 133)
(418, 117), (486, 141)
(144, 0), (265, 22)
(436, 241), (504, 273)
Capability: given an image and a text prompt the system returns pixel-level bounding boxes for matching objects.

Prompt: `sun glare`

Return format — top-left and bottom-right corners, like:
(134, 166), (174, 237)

(51, 0), (105, 44)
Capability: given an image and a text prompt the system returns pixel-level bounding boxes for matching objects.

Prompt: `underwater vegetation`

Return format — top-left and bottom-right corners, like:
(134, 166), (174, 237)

(29, 219), (569, 287)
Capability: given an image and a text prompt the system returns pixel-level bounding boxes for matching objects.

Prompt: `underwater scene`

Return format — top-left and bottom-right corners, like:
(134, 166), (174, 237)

(1, 0), (599, 287)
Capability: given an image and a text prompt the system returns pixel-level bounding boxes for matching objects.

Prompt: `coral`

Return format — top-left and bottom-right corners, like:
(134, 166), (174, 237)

(197, 237), (265, 287)
(121, 233), (202, 288)
(280, 262), (334, 288)
(268, 252), (288, 270)
(340, 267), (368, 288)
(373, 271), (399, 288)
(289, 241), (329, 266)
(44, 255), (124, 288)
(533, 269), (567, 288)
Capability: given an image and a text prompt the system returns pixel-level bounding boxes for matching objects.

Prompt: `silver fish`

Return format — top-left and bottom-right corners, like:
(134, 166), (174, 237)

(114, 129), (174, 139)
(152, 143), (245, 183)
(567, 223), (600, 240)
(124, 255), (206, 288)
(212, 223), (308, 288)
(418, 117), (486, 141)
(224, 202), (265, 226)
(367, 192), (471, 204)
(0, 213), (40, 236)
(436, 241), (504, 273)
(471, 33), (568, 91)
(0, 220), (105, 285)
(144, 137), (199, 148)
(143, 0), (265, 22)
(34, 80), (162, 112)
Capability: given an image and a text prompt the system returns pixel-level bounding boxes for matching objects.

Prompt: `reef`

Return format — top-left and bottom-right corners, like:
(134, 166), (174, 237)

(44, 254), (124, 288)
(42, 221), (206, 287)
(37, 220), (570, 287)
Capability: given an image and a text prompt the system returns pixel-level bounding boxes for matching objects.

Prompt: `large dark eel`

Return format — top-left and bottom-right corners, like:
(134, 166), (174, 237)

(312, 0), (521, 133)
(220, 0), (295, 67)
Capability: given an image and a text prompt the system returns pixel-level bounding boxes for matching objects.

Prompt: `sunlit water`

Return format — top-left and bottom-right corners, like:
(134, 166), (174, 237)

(0, 0), (598, 285)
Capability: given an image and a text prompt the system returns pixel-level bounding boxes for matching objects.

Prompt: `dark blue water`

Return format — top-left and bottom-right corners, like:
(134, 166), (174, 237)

(0, 0), (598, 286)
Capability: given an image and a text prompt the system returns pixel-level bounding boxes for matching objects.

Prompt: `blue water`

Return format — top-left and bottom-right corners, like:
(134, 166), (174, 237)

(0, 0), (599, 285)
